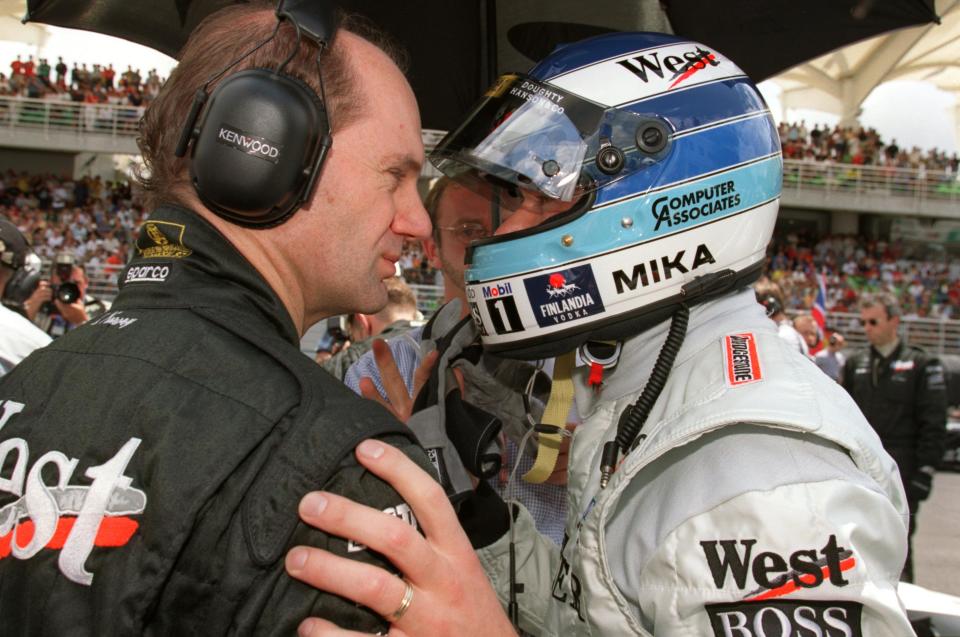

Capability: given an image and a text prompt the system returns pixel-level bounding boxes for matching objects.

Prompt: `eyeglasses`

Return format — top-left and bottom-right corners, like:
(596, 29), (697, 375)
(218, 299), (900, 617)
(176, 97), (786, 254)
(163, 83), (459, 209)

(858, 318), (880, 326)
(436, 222), (491, 243)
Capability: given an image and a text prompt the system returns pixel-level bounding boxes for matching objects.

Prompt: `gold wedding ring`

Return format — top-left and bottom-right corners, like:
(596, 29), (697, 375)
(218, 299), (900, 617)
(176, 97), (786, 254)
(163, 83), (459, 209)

(386, 580), (414, 622)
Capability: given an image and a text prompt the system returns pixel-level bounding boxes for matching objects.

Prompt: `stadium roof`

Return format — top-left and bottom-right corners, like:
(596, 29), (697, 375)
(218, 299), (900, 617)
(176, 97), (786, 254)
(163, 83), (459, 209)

(767, 0), (960, 134)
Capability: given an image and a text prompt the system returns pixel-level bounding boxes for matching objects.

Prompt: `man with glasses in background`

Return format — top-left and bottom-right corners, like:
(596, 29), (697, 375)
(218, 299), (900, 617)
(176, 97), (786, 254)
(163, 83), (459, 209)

(842, 292), (947, 588)
(344, 176), (569, 545)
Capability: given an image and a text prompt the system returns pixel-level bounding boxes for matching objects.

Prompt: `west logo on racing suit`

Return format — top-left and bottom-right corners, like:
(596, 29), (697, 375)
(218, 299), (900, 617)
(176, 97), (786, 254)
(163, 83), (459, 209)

(700, 535), (861, 636)
(0, 400), (146, 586)
(700, 535), (854, 596)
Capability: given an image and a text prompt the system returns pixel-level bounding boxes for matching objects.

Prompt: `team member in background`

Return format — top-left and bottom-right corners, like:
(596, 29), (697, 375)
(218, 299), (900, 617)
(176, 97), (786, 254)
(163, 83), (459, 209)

(286, 32), (914, 637)
(842, 293), (946, 585)
(0, 2), (450, 634)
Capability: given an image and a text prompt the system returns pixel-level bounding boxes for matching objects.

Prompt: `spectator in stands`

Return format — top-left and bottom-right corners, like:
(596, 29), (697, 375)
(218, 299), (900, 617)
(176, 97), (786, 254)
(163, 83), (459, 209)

(793, 312), (820, 356)
(0, 217), (50, 374)
(815, 331), (846, 382)
(322, 276), (420, 380)
(54, 56), (67, 89)
(755, 278), (809, 357)
(841, 293), (947, 585)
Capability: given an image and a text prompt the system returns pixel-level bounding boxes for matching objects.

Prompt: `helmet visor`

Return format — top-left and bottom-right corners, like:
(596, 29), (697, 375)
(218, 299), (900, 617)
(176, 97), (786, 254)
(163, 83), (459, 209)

(430, 73), (669, 205)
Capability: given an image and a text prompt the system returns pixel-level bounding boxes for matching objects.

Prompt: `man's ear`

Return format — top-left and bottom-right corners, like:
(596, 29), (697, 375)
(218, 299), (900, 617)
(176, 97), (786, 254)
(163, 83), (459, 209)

(352, 313), (373, 341)
(422, 237), (442, 269)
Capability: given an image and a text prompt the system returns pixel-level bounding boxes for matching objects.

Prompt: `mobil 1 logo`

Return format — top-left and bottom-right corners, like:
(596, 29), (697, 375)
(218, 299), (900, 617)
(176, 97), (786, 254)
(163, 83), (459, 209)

(523, 265), (605, 328)
(481, 282), (524, 334)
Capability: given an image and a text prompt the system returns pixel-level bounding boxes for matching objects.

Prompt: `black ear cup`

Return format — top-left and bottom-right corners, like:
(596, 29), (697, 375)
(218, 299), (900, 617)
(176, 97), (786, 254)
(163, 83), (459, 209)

(188, 69), (331, 227)
(758, 294), (782, 317)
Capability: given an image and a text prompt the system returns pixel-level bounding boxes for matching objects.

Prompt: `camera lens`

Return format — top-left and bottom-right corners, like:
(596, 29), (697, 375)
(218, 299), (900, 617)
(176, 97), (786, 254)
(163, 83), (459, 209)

(57, 281), (81, 304)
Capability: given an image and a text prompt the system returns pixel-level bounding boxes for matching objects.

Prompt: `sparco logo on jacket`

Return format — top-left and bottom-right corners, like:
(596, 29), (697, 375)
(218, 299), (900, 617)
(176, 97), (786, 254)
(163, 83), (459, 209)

(217, 124), (282, 164)
(523, 265), (605, 328)
(0, 399), (146, 586)
(612, 244), (716, 294)
(123, 262), (171, 285)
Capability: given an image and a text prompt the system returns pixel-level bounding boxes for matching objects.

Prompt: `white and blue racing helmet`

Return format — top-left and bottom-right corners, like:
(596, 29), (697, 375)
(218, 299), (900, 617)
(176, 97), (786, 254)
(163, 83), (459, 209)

(430, 32), (782, 359)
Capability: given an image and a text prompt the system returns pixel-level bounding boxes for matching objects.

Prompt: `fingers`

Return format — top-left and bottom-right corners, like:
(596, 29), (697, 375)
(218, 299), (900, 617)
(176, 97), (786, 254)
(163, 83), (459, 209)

(352, 440), (468, 551)
(358, 377), (391, 408)
(294, 489), (438, 580)
(286, 544), (418, 620)
(296, 616), (409, 637)
(411, 349), (438, 397)
(371, 340), (414, 416)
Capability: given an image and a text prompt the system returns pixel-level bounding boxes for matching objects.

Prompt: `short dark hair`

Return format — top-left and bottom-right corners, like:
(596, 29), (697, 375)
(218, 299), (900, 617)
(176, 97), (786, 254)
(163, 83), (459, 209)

(136, 2), (406, 211)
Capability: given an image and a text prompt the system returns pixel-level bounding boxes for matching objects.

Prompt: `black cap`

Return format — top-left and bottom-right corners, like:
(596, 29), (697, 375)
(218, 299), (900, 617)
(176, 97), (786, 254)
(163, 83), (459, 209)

(0, 217), (30, 270)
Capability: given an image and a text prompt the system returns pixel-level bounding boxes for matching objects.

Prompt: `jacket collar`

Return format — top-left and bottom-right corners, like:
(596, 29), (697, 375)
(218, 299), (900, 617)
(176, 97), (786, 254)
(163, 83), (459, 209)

(573, 288), (773, 418)
(114, 204), (299, 345)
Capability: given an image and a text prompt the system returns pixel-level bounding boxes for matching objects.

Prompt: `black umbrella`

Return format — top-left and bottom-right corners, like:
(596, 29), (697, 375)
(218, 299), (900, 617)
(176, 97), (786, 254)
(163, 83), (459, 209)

(24, 0), (939, 131)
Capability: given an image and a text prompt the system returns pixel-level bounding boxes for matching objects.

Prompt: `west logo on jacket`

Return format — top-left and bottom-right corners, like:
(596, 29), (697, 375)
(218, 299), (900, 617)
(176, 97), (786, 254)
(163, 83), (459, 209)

(0, 400), (146, 586)
(700, 534), (862, 636)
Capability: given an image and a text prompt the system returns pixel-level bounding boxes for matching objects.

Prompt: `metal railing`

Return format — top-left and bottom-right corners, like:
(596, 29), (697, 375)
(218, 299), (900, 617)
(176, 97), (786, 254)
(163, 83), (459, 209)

(0, 95), (144, 139)
(782, 159), (960, 204)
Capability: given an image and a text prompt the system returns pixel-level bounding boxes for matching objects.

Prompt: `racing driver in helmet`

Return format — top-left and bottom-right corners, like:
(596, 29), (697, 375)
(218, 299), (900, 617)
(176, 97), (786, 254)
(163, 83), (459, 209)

(284, 33), (914, 637)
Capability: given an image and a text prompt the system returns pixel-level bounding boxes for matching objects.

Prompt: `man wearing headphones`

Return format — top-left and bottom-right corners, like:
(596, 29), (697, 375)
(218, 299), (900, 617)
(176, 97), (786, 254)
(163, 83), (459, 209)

(0, 217), (51, 375)
(0, 2), (440, 634)
(284, 32), (913, 637)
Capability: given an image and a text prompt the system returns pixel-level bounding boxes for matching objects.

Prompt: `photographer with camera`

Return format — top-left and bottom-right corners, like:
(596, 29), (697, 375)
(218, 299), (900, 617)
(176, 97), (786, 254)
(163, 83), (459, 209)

(0, 217), (50, 375)
(22, 251), (110, 337)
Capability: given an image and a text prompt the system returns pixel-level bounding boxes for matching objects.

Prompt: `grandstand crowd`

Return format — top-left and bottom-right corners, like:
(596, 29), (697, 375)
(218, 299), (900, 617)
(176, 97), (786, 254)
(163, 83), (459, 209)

(1, 120), (958, 321)
(767, 230), (960, 320)
(778, 120), (959, 173)
(1, 54), (164, 106)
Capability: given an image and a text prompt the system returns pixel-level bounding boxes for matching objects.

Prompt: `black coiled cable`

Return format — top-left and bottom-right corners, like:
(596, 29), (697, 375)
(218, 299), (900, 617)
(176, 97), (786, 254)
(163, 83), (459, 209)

(614, 303), (690, 452)
(600, 303), (691, 487)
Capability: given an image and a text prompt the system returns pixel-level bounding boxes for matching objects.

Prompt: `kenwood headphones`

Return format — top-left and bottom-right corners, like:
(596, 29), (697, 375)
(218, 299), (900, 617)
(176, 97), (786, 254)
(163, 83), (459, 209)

(174, 0), (339, 228)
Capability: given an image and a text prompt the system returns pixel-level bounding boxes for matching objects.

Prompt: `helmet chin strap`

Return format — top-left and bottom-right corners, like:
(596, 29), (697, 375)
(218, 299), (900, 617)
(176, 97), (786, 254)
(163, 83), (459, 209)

(521, 350), (575, 483)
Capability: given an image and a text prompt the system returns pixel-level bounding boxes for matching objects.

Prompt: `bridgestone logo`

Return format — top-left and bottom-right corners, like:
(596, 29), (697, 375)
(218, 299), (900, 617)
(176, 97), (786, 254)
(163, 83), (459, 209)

(723, 333), (762, 386)
(217, 125), (281, 164)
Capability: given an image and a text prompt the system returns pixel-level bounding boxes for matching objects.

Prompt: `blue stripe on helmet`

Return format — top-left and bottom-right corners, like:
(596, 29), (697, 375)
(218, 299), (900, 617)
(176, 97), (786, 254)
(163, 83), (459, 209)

(467, 154), (782, 283)
(622, 78), (770, 132)
(594, 113), (780, 206)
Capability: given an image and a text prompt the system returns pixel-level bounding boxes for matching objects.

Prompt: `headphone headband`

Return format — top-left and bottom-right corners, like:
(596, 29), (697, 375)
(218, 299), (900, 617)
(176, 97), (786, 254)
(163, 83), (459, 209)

(175, 1), (339, 227)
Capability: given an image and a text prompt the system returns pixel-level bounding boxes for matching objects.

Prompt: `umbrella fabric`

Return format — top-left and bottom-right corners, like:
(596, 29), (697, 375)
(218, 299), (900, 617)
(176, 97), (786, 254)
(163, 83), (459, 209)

(25, 0), (938, 131)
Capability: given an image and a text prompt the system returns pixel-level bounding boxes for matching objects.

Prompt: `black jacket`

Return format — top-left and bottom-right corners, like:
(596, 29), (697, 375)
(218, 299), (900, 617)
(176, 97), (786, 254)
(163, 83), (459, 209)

(841, 340), (947, 481)
(0, 205), (431, 635)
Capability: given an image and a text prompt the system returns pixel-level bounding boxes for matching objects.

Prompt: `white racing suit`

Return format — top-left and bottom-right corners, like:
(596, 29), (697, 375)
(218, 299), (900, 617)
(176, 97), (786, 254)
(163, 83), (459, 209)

(476, 289), (913, 636)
